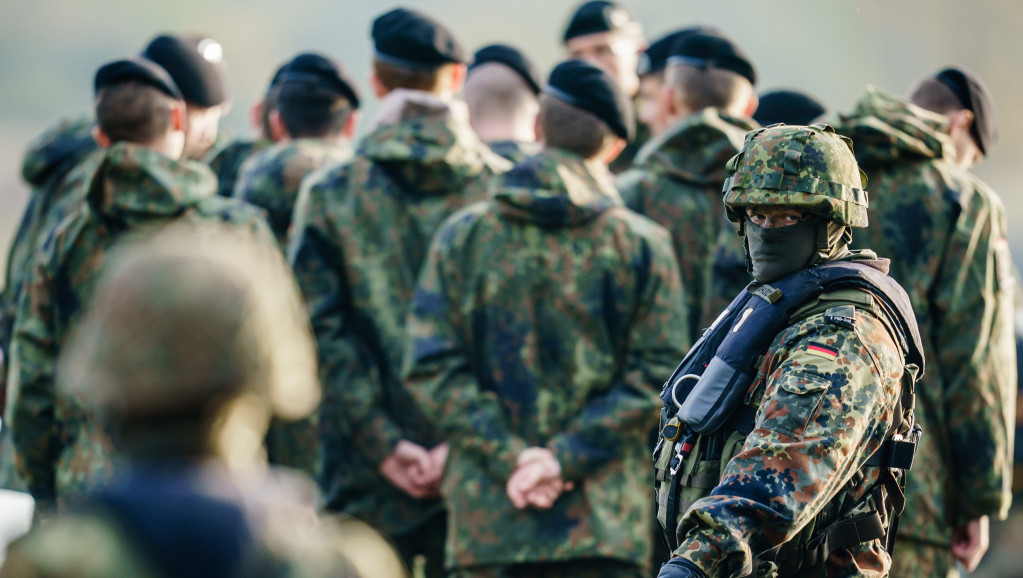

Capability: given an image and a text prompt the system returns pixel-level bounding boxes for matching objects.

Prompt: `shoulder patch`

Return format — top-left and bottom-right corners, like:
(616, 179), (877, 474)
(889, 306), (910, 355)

(823, 304), (857, 329)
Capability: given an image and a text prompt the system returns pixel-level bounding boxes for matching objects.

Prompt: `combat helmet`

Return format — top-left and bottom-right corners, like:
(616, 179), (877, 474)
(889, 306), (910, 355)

(722, 123), (869, 228)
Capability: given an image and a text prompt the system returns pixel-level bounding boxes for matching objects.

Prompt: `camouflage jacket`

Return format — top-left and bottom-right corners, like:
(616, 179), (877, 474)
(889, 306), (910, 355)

(836, 88), (1016, 544)
(402, 148), (688, 568)
(617, 109), (756, 342)
(208, 137), (273, 198)
(235, 138), (353, 246)
(288, 93), (511, 534)
(0, 464), (380, 578)
(487, 140), (540, 165)
(675, 254), (908, 578)
(4, 142), (274, 508)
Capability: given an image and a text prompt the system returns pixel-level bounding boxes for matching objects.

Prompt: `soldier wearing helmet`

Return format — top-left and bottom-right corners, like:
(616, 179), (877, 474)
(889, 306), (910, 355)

(0, 223), (408, 578)
(654, 124), (926, 577)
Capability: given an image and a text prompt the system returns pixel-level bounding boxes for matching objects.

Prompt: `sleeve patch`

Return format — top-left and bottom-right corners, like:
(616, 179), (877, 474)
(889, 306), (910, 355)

(806, 343), (839, 360)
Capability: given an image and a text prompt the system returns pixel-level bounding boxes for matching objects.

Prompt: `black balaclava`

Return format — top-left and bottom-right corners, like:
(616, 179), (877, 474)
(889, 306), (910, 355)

(743, 216), (850, 283)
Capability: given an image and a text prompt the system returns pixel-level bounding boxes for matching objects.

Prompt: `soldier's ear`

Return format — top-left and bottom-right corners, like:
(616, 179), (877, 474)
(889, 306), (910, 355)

(343, 110), (360, 140)
(601, 136), (627, 165)
(448, 63), (467, 96)
(659, 82), (680, 121)
(743, 92), (759, 120)
(268, 109), (288, 142)
(169, 102), (186, 133)
(370, 72), (388, 99)
(92, 125), (111, 149)
(534, 114), (544, 143)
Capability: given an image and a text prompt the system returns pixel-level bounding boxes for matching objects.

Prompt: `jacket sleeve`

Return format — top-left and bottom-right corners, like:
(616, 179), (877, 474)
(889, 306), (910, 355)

(930, 181), (1016, 524)
(4, 241), (60, 505)
(675, 313), (903, 578)
(548, 231), (689, 480)
(288, 176), (403, 468)
(402, 217), (529, 483)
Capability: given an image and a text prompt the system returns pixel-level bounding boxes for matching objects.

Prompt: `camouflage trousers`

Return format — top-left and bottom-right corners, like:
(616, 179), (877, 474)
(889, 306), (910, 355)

(889, 537), (956, 578)
(449, 559), (642, 578)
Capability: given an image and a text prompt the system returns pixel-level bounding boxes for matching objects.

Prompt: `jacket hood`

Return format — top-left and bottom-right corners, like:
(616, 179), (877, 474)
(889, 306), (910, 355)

(492, 148), (622, 227)
(634, 109), (756, 187)
(360, 89), (510, 195)
(838, 87), (955, 168)
(86, 142), (216, 225)
(21, 116), (99, 187)
(839, 248), (890, 274)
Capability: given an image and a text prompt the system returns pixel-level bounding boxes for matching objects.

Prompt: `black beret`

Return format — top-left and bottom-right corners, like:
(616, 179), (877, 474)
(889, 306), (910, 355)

(275, 52), (361, 109)
(544, 59), (635, 141)
(372, 8), (465, 70)
(142, 34), (229, 107)
(935, 67), (998, 155)
(470, 44), (542, 95)
(94, 57), (183, 100)
(753, 90), (827, 127)
(637, 26), (723, 77)
(668, 32), (757, 86)
(563, 1), (641, 43)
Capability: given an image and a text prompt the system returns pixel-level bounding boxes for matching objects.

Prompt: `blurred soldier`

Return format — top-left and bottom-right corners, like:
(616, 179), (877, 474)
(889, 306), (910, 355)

(142, 34), (231, 163)
(3, 58), (276, 514)
(403, 59), (688, 578)
(236, 52), (360, 247)
(837, 70), (1016, 577)
(635, 26), (720, 137)
(752, 89), (827, 127)
(209, 62), (287, 197)
(617, 32), (758, 344)
(465, 44), (541, 163)
(0, 223), (407, 578)
(562, 0), (648, 173)
(655, 124), (924, 578)
(288, 8), (510, 576)
(704, 88), (827, 325)
(234, 52), (360, 477)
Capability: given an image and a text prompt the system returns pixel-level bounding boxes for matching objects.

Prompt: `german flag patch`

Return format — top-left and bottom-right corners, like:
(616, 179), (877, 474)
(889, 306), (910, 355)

(806, 343), (839, 360)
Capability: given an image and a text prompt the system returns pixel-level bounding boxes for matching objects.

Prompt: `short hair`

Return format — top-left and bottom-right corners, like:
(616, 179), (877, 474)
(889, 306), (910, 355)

(373, 59), (450, 92)
(909, 77), (962, 116)
(464, 63), (538, 126)
(276, 83), (354, 139)
(538, 94), (615, 159)
(665, 62), (751, 112)
(95, 81), (177, 144)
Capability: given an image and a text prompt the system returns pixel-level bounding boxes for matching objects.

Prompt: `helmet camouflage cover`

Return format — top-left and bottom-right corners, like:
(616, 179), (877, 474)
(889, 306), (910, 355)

(722, 123), (869, 228)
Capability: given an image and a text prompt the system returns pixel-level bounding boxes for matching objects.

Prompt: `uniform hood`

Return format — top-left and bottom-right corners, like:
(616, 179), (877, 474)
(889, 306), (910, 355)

(21, 116), (99, 187)
(634, 109), (756, 186)
(86, 142), (216, 225)
(837, 87), (955, 168)
(492, 148), (622, 227)
(360, 89), (510, 195)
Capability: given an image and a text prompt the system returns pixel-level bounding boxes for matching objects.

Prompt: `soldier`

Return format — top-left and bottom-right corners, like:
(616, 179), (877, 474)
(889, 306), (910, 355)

(0, 223), (406, 578)
(617, 32), (758, 344)
(752, 89), (827, 127)
(3, 57), (276, 514)
(464, 44), (541, 163)
(837, 70), (1016, 577)
(288, 8), (510, 576)
(703, 88), (828, 328)
(654, 124), (925, 578)
(635, 27), (720, 137)
(402, 58), (688, 578)
(562, 0), (648, 172)
(235, 52), (360, 247)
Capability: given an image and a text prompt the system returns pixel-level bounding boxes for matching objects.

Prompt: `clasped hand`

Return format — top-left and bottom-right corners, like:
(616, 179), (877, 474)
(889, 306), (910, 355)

(379, 440), (448, 499)
(506, 447), (574, 510)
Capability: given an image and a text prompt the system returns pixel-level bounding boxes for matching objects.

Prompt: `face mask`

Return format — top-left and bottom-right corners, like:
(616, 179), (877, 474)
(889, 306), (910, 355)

(744, 217), (819, 283)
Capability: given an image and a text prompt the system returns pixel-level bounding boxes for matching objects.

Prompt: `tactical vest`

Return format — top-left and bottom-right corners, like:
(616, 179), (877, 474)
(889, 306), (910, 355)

(653, 260), (925, 577)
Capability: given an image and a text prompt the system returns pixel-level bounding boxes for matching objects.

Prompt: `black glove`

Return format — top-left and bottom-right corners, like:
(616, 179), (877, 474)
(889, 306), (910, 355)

(657, 557), (706, 578)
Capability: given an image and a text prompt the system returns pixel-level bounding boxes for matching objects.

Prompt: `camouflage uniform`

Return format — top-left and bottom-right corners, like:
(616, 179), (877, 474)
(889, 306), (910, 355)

(208, 137), (273, 198)
(837, 88), (1016, 578)
(288, 94), (510, 574)
(616, 109), (756, 342)
(402, 148), (688, 574)
(609, 113), (650, 174)
(487, 140), (539, 165)
(3, 142), (275, 510)
(0, 224), (404, 578)
(235, 138), (353, 246)
(234, 137), (353, 477)
(703, 220), (752, 328)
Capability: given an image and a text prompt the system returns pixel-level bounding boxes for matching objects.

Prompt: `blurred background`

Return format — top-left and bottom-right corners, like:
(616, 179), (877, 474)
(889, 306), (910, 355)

(0, 0), (1020, 572)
